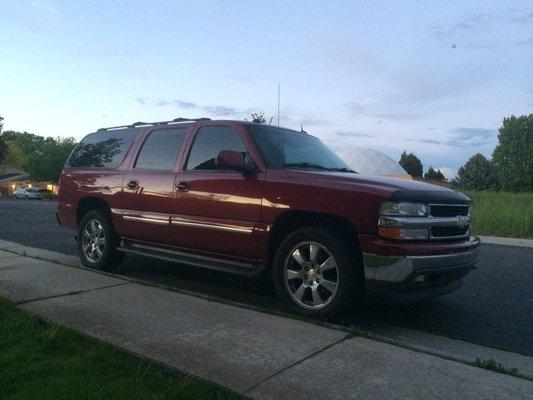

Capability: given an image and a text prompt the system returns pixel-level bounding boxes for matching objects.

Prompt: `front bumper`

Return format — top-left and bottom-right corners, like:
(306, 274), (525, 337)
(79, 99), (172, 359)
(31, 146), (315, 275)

(360, 235), (480, 300)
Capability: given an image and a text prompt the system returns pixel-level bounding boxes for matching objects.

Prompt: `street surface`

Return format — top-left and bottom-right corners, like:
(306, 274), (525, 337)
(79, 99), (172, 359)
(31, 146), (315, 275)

(1, 198), (531, 355)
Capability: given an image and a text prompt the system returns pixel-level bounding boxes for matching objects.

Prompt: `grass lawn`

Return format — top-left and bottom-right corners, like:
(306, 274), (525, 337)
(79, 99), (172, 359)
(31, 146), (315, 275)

(0, 298), (242, 400)
(466, 191), (532, 238)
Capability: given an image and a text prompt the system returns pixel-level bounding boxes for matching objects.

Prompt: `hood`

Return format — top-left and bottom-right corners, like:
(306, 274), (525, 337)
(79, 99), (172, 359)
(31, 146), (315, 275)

(286, 171), (471, 204)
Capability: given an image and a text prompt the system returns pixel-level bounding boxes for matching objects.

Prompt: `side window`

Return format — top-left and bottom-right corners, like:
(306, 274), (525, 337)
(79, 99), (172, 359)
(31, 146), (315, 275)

(134, 128), (186, 170)
(186, 126), (247, 170)
(68, 129), (137, 169)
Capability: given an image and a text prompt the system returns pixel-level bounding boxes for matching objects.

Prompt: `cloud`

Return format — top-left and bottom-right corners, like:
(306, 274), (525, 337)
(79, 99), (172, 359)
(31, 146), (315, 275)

(429, 12), (495, 41)
(344, 101), (422, 121)
(137, 97), (244, 117)
(2, 1), (59, 34)
(511, 11), (533, 24)
(334, 131), (372, 138)
(409, 127), (497, 147)
(175, 100), (197, 109)
(202, 105), (240, 116)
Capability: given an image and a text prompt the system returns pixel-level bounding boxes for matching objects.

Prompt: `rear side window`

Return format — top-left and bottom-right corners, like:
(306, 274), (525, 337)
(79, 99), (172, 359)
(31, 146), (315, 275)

(135, 128), (187, 170)
(68, 129), (137, 169)
(186, 126), (247, 170)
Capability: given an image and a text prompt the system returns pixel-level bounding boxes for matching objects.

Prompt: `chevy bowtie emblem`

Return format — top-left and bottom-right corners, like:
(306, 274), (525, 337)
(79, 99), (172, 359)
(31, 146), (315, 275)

(457, 216), (470, 228)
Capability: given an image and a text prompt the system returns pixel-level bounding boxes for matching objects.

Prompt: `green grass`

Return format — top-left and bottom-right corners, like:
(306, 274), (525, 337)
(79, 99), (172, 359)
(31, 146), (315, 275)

(466, 191), (532, 238)
(0, 298), (242, 400)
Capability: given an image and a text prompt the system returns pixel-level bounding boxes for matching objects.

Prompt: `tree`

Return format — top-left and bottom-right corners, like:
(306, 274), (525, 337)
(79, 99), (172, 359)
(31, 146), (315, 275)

(1, 131), (46, 161)
(399, 151), (423, 178)
(492, 114), (532, 192)
(251, 112), (266, 123)
(424, 166), (446, 181)
(25, 137), (77, 182)
(0, 141), (26, 172)
(0, 138), (6, 165)
(454, 153), (499, 191)
(0, 116), (5, 164)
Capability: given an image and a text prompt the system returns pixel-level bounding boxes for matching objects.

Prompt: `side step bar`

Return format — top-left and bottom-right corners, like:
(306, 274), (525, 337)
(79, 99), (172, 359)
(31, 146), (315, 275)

(117, 242), (267, 278)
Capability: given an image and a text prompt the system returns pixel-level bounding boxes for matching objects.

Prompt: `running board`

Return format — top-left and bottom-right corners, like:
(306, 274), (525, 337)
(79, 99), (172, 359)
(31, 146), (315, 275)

(117, 242), (267, 278)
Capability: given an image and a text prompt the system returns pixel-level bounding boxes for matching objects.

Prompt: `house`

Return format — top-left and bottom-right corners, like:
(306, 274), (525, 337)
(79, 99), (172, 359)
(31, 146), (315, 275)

(0, 167), (58, 197)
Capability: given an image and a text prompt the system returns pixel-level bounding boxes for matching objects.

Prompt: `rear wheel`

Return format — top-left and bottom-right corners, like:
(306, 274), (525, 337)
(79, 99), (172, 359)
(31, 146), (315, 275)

(272, 227), (362, 318)
(78, 210), (124, 271)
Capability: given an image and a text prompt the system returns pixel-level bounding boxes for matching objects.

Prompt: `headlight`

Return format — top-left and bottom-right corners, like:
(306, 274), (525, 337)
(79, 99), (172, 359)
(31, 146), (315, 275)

(378, 201), (429, 240)
(379, 202), (428, 217)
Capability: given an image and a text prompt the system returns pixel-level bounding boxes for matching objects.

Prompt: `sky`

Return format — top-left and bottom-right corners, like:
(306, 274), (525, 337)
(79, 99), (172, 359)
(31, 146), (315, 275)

(1, 0), (532, 178)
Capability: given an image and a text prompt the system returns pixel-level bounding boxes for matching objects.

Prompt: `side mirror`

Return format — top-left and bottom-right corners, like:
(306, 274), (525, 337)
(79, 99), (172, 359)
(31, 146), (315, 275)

(216, 150), (254, 171)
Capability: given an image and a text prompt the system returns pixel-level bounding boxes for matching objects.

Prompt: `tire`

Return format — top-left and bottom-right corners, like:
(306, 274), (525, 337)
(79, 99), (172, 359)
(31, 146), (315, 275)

(272, 226), (363, 318)
(25, 195), (29, 200)
(78, 209), (124, 271)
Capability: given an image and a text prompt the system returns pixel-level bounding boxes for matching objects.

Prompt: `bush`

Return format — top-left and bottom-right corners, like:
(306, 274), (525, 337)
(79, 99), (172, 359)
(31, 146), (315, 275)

(467, 191), (532, 238)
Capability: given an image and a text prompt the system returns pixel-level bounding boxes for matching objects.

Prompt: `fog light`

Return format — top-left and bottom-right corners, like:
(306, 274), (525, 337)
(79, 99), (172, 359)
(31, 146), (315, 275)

(413, 275), (426, 284)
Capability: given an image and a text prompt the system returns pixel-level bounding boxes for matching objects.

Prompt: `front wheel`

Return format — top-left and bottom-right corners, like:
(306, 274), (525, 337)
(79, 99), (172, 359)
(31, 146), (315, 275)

(78, 210), (124, 271)
(272, 227), (362, 318)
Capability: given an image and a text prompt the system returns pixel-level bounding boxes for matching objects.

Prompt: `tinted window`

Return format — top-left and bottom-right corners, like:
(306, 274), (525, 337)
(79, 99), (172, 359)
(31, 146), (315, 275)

(246, 124), (350, 171)
(187, 126), (247, 170)
(68, 129), (137, 169)
(135, 128), (186, 170)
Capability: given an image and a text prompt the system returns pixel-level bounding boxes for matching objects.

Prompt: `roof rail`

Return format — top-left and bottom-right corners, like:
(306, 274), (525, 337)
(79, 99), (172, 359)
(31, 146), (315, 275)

(97, 117), (211, 131)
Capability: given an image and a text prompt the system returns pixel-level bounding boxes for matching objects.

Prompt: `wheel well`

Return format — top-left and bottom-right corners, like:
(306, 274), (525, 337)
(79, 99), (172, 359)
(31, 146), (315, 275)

(267, 211), (359, 268)
(76, 197), (110, 226)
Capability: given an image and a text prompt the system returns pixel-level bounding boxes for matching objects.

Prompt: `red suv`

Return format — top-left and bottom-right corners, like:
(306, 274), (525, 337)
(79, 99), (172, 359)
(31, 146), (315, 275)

(57, 118), (480, 317)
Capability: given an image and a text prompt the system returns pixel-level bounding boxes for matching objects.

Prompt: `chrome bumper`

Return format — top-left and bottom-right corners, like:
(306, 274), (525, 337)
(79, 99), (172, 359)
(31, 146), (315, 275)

(363, 247), (479, 293)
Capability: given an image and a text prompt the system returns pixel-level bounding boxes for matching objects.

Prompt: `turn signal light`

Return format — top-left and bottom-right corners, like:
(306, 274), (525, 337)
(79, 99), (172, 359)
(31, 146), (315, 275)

(378, 227), (402, 239)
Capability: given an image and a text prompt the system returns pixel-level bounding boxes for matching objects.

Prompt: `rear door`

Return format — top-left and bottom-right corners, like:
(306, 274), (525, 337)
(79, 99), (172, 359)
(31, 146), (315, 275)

(120, 127), (188, 245)
(170, 124), (264, 260)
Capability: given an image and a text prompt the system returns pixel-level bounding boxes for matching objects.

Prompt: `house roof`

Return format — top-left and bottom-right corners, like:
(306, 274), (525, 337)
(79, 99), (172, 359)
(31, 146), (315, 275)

(0, 168), (30, 184)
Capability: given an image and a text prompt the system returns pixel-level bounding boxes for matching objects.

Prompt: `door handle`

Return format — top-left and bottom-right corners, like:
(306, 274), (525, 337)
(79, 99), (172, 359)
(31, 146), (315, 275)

(176, 181), (190, 192)
(126, 180), (139, 190)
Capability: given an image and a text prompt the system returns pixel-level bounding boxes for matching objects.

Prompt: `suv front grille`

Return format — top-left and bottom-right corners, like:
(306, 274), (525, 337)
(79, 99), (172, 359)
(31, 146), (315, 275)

(430, 204), (470, 217)
(428, 203), (471, 240)
(431, 226), (469, 238)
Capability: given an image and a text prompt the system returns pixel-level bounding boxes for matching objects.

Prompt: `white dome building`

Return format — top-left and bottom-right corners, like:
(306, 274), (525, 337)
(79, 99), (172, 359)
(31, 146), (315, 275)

(335, 147), (411, 179)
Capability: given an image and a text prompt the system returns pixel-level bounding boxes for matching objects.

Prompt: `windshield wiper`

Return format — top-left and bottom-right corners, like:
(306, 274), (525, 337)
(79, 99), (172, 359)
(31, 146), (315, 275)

(283, 162), (334, 171)
(330, 167), (356, 173)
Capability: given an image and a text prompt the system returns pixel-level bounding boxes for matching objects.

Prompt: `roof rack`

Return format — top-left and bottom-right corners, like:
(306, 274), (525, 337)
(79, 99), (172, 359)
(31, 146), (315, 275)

(97, 117), (211, 132)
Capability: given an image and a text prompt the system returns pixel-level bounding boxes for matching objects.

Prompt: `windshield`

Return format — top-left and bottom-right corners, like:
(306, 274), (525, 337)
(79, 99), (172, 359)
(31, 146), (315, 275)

(246, 125), (354, 172)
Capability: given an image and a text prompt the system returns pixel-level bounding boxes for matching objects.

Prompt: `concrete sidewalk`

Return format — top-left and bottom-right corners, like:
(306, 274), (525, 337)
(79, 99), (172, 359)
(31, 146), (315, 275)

(0, 249), (531, 399)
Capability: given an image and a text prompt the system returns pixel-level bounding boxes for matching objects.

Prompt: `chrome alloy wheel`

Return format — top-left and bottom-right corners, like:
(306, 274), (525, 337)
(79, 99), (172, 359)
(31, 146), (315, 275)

(283, 241), (339, 309)
(81, 219), (106, 263)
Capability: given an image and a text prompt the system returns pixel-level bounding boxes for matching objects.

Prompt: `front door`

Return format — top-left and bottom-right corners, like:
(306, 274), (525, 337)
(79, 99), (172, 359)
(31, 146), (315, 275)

(171, 125), (263, 261)
(121, 127), (188, 245)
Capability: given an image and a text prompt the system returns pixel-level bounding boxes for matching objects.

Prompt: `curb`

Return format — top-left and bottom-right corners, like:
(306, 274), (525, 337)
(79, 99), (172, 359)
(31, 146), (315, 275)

(479, 236), (533, 248)
(0, 239), (532, 381)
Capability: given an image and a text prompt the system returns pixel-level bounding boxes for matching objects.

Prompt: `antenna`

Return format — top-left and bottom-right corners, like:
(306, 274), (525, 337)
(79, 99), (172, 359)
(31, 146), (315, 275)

(277, 83), (281, 168)
(277, 83), (280, 128)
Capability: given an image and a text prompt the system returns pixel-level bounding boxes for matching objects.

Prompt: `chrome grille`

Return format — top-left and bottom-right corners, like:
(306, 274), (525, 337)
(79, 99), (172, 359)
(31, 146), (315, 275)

(429, 203), (471, 240)
(430, 204), (470, 217)
(431, 226), (469, 238)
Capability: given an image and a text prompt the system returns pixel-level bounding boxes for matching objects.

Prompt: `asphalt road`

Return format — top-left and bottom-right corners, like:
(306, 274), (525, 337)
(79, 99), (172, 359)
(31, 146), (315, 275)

(1, 198), (532, 355)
